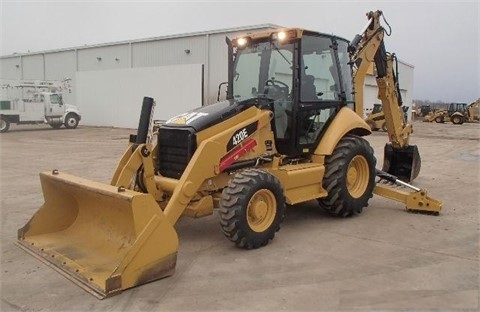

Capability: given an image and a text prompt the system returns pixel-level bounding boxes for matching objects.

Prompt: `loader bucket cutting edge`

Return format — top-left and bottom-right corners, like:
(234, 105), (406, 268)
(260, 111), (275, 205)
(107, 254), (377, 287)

(17, 171), (179, 299)
(382, 143), (421, 182)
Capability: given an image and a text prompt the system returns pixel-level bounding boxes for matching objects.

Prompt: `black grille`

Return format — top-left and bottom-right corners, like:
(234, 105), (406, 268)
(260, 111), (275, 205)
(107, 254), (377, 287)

(158, 127), (197, 179)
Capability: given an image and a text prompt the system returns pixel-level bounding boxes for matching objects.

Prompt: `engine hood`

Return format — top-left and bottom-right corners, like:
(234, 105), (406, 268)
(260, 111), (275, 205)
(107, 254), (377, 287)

(163, 98), (269, 132)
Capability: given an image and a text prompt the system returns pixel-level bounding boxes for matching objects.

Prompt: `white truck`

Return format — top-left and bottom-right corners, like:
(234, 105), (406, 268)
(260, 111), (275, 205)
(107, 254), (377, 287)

(0, 80), (81, 133)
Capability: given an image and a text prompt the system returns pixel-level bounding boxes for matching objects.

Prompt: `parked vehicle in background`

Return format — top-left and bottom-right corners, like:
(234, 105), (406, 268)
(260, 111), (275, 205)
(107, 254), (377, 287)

(423, 101), (479, 125)
(0, 80), (81, 133)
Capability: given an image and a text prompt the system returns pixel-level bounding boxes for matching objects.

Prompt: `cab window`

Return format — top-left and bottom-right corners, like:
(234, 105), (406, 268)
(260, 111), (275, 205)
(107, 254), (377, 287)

(300, 36), (340, 102)
(50, 94), (63, 105)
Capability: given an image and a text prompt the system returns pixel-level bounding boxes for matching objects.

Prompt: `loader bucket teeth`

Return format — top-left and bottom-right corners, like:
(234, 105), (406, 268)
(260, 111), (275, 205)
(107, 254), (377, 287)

(382, 143), (421, 182)
(17, 171), (178, 299)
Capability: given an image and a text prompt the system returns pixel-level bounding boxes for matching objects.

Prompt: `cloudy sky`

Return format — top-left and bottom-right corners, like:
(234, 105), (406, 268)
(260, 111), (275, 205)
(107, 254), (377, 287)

(1, 0), (478, 102)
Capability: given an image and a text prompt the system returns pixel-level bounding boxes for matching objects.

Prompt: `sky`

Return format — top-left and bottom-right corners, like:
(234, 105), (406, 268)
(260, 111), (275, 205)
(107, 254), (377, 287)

(1, 0), (479, 102)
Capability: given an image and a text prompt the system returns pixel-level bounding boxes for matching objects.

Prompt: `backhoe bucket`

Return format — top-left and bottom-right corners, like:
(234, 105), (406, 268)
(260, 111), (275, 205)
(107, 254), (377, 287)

(382, 143), (421, 182)
(17, 171), (178, 299)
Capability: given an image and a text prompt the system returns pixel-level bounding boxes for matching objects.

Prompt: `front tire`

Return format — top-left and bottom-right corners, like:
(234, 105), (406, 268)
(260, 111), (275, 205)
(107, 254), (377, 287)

(0, 117), (10, 133)
(219, 169), (285, 249)
(64, 113), (79, 129)
(318, 135), (376, 217)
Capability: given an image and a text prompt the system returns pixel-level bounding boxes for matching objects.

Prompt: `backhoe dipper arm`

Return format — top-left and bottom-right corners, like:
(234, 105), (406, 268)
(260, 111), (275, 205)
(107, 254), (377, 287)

(349, 10), (441, 211)
(349, 10), (412, 149)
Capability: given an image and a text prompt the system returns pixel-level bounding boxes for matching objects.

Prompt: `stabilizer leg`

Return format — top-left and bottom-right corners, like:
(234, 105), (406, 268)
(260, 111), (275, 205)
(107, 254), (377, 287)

(374, 170), (442, 215)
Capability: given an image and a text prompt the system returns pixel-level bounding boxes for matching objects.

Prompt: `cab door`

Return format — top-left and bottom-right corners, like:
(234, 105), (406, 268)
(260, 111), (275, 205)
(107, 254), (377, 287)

(45, 94), (65, 117)
(294, 35), (348, 154)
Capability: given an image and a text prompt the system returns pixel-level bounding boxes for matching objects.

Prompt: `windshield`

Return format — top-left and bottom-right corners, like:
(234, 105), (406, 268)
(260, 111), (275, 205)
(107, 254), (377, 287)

(232, 41), (294, 101)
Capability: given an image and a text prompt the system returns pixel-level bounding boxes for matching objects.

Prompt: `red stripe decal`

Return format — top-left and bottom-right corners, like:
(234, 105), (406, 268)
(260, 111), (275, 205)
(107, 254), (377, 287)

(219, 139), (257, 172)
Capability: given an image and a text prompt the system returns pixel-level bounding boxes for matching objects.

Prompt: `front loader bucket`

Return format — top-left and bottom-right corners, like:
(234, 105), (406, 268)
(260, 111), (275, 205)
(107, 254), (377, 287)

(17, 171), (178, 299)
(382, 143), (421, 182)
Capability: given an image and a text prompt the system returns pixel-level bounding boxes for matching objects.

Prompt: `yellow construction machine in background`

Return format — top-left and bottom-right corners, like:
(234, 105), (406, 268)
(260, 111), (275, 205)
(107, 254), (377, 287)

(365, 103), (388, 131)
(365, 103), (409, 132)
(423, 100), (479, 124)
(17, 10), (442, 299)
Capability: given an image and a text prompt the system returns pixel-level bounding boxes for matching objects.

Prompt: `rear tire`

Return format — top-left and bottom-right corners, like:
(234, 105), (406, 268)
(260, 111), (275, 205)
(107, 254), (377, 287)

(0, 117), (10, 133)
(451, 115), (463, 125)
(219, 169), (285, 249)
(64, 113), (79, 129)
(318, 135), (376, 217)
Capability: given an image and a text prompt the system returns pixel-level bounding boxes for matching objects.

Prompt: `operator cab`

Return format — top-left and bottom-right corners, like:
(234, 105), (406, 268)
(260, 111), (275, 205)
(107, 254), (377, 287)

(228, 29), (353, 156)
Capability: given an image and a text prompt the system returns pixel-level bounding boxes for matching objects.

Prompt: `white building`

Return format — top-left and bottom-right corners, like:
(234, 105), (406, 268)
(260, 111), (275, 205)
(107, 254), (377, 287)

(363, 61), (415, 119)
(0, 25), (414, 127)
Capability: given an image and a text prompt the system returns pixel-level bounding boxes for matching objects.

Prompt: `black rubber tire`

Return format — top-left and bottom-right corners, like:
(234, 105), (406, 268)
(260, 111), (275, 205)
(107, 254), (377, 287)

(434, 116), (444, 123)
(451, 115), (463, 125)
(64, 113), (79, 129)
(219, 168), (285, 249)
(318, 135), (376, 217)
(381, 122), (388, 132)
(0, 117), (10, 133)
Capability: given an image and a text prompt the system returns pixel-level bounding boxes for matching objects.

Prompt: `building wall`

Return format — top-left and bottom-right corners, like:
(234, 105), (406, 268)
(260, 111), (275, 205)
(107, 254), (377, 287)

(363, 61), (414, 121)
(22, 54), (44, 80)
(76, 64), (203, 128)
(1, 25), (414, 126)
(0, 56), (22, 79)
(132, 36), (206, 67)
(77, 44), (130, 71)
(44, 51), (77, 104)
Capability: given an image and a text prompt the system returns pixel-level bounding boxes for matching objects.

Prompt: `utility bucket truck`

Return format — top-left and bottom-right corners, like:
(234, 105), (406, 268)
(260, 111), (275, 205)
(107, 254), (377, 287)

(0, 80), (81, 133)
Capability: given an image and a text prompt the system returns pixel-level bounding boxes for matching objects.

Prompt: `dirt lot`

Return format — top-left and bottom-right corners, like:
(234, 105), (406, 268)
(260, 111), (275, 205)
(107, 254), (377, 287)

(1, 120), (479, 311)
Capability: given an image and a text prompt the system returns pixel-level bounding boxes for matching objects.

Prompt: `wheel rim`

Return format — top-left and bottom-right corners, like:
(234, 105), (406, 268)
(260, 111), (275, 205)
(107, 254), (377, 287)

(346, 155), (370, 198)
(0, 120), (6, 131)
(247, 189), (276, 232)
(67, 117), (77, 127)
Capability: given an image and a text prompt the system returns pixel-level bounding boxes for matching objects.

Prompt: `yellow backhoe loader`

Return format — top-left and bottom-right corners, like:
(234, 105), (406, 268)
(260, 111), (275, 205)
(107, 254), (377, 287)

(17, 10), (442, 299)
(365, 103), (388, 131)
(467, 99), (480, 122)
(365, 103), (409, 132)
(424, 100), (479, 124)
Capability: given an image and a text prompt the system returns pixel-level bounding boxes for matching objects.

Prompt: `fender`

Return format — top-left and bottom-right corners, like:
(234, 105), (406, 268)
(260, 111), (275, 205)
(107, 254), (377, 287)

(314, 107), (371, 156)
(62, 104), (82, 122)
(450, 112), (464, 118)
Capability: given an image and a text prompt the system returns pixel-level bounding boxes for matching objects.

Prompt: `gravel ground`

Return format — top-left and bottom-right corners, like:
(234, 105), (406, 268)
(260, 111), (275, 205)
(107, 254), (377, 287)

(1, 120), (479, 311)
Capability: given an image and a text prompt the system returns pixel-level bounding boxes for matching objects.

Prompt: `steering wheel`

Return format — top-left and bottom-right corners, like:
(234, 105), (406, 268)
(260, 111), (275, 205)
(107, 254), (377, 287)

(264, 79), (290, 100)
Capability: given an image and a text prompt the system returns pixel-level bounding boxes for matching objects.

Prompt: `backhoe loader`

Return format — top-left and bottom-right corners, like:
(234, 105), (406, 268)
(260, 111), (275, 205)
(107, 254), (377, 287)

(17, 10), (441, 299)
(365, 103), (387, 131)
(365, 103), (409, 132)
(423, 100), (479, 124)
